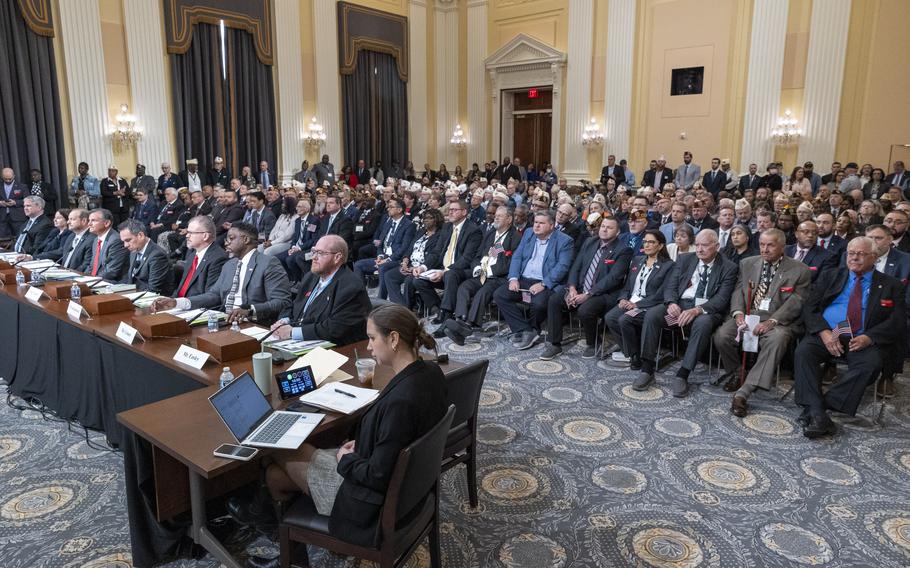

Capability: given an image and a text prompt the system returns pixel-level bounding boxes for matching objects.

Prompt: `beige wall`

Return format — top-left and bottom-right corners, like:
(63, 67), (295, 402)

(99, 0), (136, 176)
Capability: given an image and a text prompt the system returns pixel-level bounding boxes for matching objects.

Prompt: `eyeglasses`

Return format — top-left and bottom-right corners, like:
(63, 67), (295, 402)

(311, 249), (339, 258)
(642, 239), (660, 245)
(846, 251), (873, 257)
(186, 230), (209, 236)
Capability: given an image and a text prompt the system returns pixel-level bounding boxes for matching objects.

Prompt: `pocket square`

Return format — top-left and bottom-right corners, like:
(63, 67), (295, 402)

(881, 299), (894, 307)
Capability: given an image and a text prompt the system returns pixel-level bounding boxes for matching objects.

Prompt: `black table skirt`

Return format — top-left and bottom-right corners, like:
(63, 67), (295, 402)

(0, 293), (203, 566)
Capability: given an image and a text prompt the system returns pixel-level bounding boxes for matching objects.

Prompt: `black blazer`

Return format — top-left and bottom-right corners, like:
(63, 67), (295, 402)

(15, 215), (54, 255)
(567, 237), (634, 297)
(555, 220), (583, 253)
(39, 230), (93, 269)
(128, 242), (174, 295)
(425, 220), (483, 273)
(81, 232), (130, 282)
(154, 200), (185, 227)
(663, 252), (739, 316)
(470, 226), (522, 278)
(619, 257), (675, 308)
(641, 167), (674, 189)
(173, 244), (229, 297)
(803, 268), (905, 347)
(738, 173), (762, 192)
(36, 228), (70, 256)
(819, 234), (846, 258)
(131, 198), (159, 227)
(331, 359), (448, 546)
(687, 215), (719, 234)
(317, 212), (355, 245)
(702, 169), (727, 195)
(600, 165), (626, 185)
(402, 230), (441, 264)
(284, 267), (371, 345)
(212, 202), (245, 235)
(785, 244), (836, 282)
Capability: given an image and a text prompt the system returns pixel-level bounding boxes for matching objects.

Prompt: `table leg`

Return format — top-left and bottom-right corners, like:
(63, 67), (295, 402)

(188, 469), (242, 568)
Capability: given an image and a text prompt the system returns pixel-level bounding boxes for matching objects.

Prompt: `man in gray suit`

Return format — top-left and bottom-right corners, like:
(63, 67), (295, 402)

(80, 208), (129, 282)
(35, 209), (93, 269)
(713, 229), (812, 417)
(118, 219), (173, 295)
(675, 151), (702, 190)
(153, 222), (292, 324)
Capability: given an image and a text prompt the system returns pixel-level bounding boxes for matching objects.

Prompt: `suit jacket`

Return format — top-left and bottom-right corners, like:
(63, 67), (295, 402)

(15, 215), (53, 255)
(894, 235), (910, 254)
(508, 229), (574, 289)
(178, 169), (205, 189)
(207, 167), (231, 188)
(663, 252), (739, 316)
(641, 168), (674, 190)
(40, 230), (93, 269)
(0, 182), (28, 223)
(317, 212), (355, 244)
(331, 359), (447, 547)
(173, 244), (229, 297)
(128, 242), (173, 295)
(470, 226), (522, 279)
(131, 199), (159, 227)
(803, 268), (906, 347)
(352, 208), (382, 248)
(255, 170), (276, 188)
(567, 237), (633, 297)
(618, 257), (674, 308)
(312, 162), (336, 186)
(785, 244), (836, 282)
(424, 220), (483, 273)
(885, 171), (910, 191)
(687, 215), (719, 234)
(659, 222), (695, 244)
(702, 169), (727, 195)
(730, 255), (811, 327)
(212, 202), (245, 235)
(374, 216), (415, 263)
(675, 163), (702, 189)
(243, 207), (277, 238)
(341, 202), (360, 221)
(555, 220), (583, 253)
(36, 228), (70, 256)
(288, 214), (320, 251)
(818, 234), (846, 258)
(185, 251), (292, 323)
(154, 200), (186, 227)
(600, 165), (626, 185)
(81, 231), (130, 282)
(738, 173), (762, 192)
(285, 267), (371, 345)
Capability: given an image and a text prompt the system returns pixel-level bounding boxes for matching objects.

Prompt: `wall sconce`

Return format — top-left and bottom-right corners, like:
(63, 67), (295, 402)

(108, 104), (142, 150)
(303, 116), (326, 147)
(450, 124), (467, 149)
(771, 109), (802, 146)
(581, 118), (603, 146)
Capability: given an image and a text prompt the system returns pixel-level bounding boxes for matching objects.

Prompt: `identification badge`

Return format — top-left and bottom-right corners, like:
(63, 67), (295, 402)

(759, 298), (771, 311)
(355, 225), (364, 232)
(307, 224), (317, 232)
(521, 292), (532, 303)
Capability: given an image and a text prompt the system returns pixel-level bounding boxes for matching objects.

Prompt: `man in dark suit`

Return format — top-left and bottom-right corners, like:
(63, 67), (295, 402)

(500, 158), (521, 184)
(702, 157), (727, 197)
(821, 161), (842, 186)
(28, 169), (57, 215)
(148, 187), (186, 242)
(312, 154), (336, 187)
(212, 188), (245, 244)
(118, 219), (174, 295)
(738, 163), (761, 193)
(444, 206), (521, 344)
(152, 222), (292, 325)
(554, 203), (584, 252)
(178, 158), (204, 192)
(352, 198), (415, 299)
(272, 235), (371, 346)
(172, 216), (229, 298)
(242, 191), (277, 240)
(0, 167), (29, 237)
(130, 188), (158, 227)
(99, 165), (131, 225)
(643, 230), (738, 396)
(687, 200), (719, 234)
(815, 213), (845, 258)
(255, 160), (275, 189)
(353, 159), (371, 186)
(795, 236), (906, 438)
(316, 194), (354, 243)
(493, 210), (575, 350)
(12, 196), (53, 255)
(412, 200), (483, 323)
(36, 209), (93, 269)
(641, 157), (674, 190)
(80, 208), (130, 282)
(207, 156), (231, 188)
(543, 217), (633, 360)
(884, 210), (910, 253)
(278, 199), (318, 282)
(600, 155), (626, 186)
(786, 221), (836, 282)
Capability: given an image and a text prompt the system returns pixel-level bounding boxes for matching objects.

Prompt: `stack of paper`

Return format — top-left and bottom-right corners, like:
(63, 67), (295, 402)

(42, 269), (81, 280)
(288, 346), (352, 385)
(298, 383), (379, 414)
(162, 307), (229, 325)
(19, 259), (57, 270)
(122, 291), (162, 308)
(269, 339), (335, 355)
(239, 326), (272, 341)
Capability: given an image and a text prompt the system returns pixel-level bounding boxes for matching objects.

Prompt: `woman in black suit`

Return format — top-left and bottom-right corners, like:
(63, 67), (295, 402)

(721, 225), (758, 265)
(228, 305), (448, 548)
(35, 208), (71, 256)
(385, 208), (443, 308)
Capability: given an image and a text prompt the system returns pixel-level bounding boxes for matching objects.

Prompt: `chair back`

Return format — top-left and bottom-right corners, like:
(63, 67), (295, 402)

(444, 359), (489, 428)
(381, 405), (455, 528)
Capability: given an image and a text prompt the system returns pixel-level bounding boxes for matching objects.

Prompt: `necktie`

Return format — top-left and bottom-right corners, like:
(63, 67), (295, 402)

(583, 245), (607, 293)
(385, 220), (397, 247)
(91, 239), (103, 276)
(684, 164), (689, 182)
(132, 253), (144, 277)
(720, 230), (728, 248)
(14, 219), (33, 252)
(752, 261), (776, 310)
(847, 272), (864, 334)
(177, 254), (199, 297)
(820, 239), (827, 249)
(296, 217), (308, 246)
(302, 279), (326, 314)
(796, 248), (807, 262)
(251, 210), (260, 229)
(443, 226), (459, 267)
(695, 264), (709, 298)
(63, 236), (81, 268)
(325, 214), (335, 234)
(223, 260), (244, 311)
(262, 172), (270, 188)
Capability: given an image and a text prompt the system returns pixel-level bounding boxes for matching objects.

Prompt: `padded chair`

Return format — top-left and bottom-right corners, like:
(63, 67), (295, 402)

(440, 359), (489, 508)
(279, 405), (456, 568)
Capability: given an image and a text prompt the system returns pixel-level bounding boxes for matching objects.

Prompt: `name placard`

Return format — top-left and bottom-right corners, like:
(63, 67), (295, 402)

(173, 344), (210, 369)
(67, 300), (88, 320)
(116, 321), (141, 345)
(24, 286), (45, 303)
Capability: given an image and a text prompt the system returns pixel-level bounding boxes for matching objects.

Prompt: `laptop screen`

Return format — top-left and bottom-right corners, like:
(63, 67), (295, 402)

(209, 372), (272, 442)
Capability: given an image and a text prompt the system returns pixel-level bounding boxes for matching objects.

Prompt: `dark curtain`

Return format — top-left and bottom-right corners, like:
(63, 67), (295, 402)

(342, 50), (408, 171)
(225, 27), (276, 178)
(0, 0), (67, 209)
(170, 23), (227, 169)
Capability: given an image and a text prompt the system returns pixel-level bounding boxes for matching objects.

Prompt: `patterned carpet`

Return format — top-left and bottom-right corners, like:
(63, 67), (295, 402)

(4, 329), (910, 567)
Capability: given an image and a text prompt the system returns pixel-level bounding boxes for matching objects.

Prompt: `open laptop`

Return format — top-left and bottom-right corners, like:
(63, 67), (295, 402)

(209, 372), (322, 449)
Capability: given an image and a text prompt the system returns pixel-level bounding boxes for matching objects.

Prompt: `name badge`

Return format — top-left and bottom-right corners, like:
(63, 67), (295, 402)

(173, 344), (210, 369)
(307, 224), (317, 232)
(521, 291), (532, 303)
(759, 298), (771, 311)
(695, 298), (708, 307)
(67, 300), (88, 320)
(24, 286), (45, 303)
(355, 225), (364, 232)
(116, 321), (141, 345)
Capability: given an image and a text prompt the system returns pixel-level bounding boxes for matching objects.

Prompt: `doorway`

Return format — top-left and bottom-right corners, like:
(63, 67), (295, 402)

(501, 87), (552, 169)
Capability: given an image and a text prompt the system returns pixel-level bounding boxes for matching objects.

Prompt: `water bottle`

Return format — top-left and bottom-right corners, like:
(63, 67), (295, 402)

(207, 313), (219, 333)
(230, 320), (241, 332)
(70, 282), (81, 302)
(30, 269), (40, 285)
(15, 269), (25, 287)
(219, 367), (235, 389)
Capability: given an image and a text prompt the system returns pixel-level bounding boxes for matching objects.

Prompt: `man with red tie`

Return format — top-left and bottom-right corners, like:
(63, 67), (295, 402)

(80, 208), (129, 282)
(173, 216), (228, 298)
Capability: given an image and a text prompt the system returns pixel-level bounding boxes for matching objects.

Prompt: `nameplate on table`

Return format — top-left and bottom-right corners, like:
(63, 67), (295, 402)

(67, 300), (89, 320)
(24, 286), (46, 303)
(116, 321), (143, 345)
(173, 344), (210, 369)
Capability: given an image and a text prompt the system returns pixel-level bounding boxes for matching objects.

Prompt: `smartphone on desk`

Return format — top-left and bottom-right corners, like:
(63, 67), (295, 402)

(213, 443), (258, 461)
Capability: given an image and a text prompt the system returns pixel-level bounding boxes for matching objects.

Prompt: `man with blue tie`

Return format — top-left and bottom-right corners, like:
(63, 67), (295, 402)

(352, 198), (415, 299)
(493, 210), (575, 350)
(256, 160), (275, 189)
(242, 191), (276, 240)
(13, 196), (53, 255)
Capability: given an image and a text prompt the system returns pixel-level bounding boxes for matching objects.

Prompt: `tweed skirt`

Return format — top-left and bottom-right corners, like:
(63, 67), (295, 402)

(308, 448), (345, 515)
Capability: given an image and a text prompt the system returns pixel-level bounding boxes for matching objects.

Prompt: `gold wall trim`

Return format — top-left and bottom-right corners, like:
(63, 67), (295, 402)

(338, 1), (409, 81)
(164, 0), (273, 65)
(17, 0), (54, 37)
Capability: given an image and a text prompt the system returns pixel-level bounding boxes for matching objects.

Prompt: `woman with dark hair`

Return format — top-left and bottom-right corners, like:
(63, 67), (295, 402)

(863, 168), (888, 200)
(666, 224), (694, 260)
(604, 229), (675, 372)
(385, 208), (444, 308)
(35, 208), (72, 256)
(228, 304), (448, 549)
(834, 212), (857, 242)
(721, 224), (758, 265)
(263, 196), (298, 256)
(790, 166), (812, 197)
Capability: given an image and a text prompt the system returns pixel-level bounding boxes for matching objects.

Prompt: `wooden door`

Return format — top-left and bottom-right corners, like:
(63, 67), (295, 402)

(513, 113), (551, 169)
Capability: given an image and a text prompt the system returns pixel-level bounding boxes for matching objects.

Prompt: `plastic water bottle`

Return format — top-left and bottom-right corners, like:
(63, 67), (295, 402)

(219, 367), (234, 389)
(30, 269), (40, 285)
(230, 320), (241, 332)
(70, 282), (81, 302)
(207, 313), (219, 333)
(15, 269), (25, 287)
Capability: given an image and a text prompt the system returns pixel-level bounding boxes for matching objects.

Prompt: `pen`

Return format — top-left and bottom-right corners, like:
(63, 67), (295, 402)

(334, 388), (356, 398)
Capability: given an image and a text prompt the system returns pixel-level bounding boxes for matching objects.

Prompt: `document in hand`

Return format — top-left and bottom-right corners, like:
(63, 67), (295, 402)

(418, 269), (444, 280)
(288, 346), (353, 384)
(298, 383), (379, 414)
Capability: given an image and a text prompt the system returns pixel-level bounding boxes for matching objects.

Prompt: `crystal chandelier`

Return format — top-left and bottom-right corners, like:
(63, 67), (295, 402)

(450, 124), (467, 149)
(303, 116), (326, 147)
(582, 118), (603, 146)
(108, 104), (142, 150)
(771, 109), (802, 146)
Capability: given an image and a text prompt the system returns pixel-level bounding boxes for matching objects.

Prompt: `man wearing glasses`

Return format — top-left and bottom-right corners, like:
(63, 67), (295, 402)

(170, 216), (228, 298)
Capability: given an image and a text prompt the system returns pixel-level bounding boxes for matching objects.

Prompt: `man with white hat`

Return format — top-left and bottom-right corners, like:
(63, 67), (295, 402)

(208, 156), (231, 188)
(100, 164), (130, 224)
(179, 158), (203, 193)
(468, 188), (486, 225)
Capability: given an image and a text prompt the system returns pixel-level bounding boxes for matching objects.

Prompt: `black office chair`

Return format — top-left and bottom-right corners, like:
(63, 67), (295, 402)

(279, 405), (456, 568)
(441, 359), (489, 508)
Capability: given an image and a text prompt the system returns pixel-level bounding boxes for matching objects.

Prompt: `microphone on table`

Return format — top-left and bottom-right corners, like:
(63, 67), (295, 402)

(130, 290), (150, 304)
(87, 278), (107, 289)
(34, 264), (56, 275)
(256, 325), (282, 352)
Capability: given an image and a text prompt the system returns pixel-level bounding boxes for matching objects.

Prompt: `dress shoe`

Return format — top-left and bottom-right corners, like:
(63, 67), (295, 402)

(539, 343), (563, 360)
(731, 395), (748, 417)
(448, 318), (474, 337)
(803, 414), (837, 439)
(722, 373), (741, 392)
(611, 352), (631, 363)
(671, 377), (689, 398)
(515, 331), (541, 351)
(633, 372), (654, 391)
(443, 326), (467, 346)
(630, 354), (642, 371)
(246, 554), (279, 568)
(432, 327), (447, 339)
(431, 311), (449, 325)
(796, 407), (811, 428)
(876, 379), (896, 399)
(226, 493), (276, 528)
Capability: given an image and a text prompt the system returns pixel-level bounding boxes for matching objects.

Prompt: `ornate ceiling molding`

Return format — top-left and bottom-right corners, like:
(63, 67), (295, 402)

(338, 1), (409, 82)
(17, 0), (54, 37)
(164, 0), (273, 65)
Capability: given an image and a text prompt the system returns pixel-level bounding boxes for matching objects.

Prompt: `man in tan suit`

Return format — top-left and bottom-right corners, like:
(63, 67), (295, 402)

(713, 229), (812, 417)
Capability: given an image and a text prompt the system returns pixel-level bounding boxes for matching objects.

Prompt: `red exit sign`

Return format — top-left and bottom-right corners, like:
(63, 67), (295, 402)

(528, 88), (539, 99)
